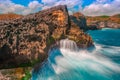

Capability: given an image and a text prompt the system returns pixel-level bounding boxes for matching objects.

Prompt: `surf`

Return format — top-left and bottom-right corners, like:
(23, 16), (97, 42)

(32, 38), (120, 80)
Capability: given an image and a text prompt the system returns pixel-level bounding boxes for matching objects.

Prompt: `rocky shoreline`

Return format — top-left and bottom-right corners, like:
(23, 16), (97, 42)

(87, 15), (120, 30)
(0, 5), (93, 79)
(87, 21), (120, 30)
(0, 5), (93, 69)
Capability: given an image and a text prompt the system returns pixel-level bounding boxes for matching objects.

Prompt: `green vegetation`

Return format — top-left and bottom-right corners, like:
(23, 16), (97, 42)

(99, 15), (109, 18)
(21, 70), (31, 80)
(48, 36), (55, 45)
(31, 59), (41, 66)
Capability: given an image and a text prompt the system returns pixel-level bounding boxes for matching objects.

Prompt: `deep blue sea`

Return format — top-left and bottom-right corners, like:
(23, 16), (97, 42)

(32, 28), (120, 80)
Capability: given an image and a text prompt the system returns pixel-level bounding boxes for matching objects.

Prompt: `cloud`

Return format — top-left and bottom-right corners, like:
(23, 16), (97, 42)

(41, 0), (82, 14)
(0, 0), (25, 14)
(42, 0), (58, 3)
(81, 0), (120, 16)
(0, 0), (120, 16)
(0, 0), (43, 15)
(28, 1), (42, 9)
(23, 1), (43, 14)
(0, 0), (82, 15)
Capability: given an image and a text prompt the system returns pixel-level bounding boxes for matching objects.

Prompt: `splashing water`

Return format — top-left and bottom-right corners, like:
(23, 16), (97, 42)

(32, 29), (120, 80)
(60, 39), (78, 51)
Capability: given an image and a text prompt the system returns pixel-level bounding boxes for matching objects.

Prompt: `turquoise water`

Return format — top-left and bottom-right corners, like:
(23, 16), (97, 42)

(88, 28), (120, 46)
(32, 28), (120, 80)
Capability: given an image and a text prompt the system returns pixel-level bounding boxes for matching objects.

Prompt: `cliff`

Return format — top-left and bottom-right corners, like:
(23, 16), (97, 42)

(0, 5), (93, 69)
(87, 15), (120, 29)
(70, 12), (87, 30)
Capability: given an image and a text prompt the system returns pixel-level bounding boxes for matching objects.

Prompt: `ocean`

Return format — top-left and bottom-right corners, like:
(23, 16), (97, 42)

(32, 28), (120, 80)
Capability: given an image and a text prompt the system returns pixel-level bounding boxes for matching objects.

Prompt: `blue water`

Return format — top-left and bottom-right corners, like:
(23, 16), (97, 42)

(88, 28), (120, 46)
(32, 28), (120, 80)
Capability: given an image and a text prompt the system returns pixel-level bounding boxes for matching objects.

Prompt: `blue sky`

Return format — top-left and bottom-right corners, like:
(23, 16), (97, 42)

(11, 0), (94, 7)
(0, 0), (120, 16)
(12, 0), (33, 6)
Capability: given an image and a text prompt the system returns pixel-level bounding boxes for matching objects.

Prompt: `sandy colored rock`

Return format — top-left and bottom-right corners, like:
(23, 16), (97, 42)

(0, 5), (93, 69)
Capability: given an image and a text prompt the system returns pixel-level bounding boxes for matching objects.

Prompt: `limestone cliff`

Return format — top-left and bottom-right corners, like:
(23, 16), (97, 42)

(87, 15), (120, 29)
(69, 12), (93, 48)
(70, 12), (87, 30)
(87, 21), (120, 30)
(0, 5), (93, 69)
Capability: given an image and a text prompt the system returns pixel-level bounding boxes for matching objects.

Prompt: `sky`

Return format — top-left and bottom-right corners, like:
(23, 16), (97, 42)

(0, 0), (120, 16)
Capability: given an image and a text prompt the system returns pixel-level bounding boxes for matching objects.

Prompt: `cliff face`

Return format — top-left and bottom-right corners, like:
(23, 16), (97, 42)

(87, 21), (120, 29)
(68, 23), (93, 48)
(87, 15), (120, 29)
(96, 21), (120, 29)
(70, 12), (87, 30)
(69, 12), (93, 47)
(0, 5), (93, 69)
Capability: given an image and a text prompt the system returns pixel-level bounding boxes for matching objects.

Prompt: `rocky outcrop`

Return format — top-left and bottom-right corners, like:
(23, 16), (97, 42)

(0, 5), (93, 69)
(0, 67), (31, 80)
(87, 21), (120, 29)
(0, 5), (69, 69)
(69, 12), (93, 47)
(0, 72), (10, 80)
(70, 12), (87, 30)
(87, 15), (120, 30)
(68, 20), (93, 48)
(98, 21), (120, 29)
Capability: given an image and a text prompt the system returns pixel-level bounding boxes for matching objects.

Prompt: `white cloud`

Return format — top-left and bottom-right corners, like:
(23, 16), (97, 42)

(41, 0), (82, 14)
(81, 0), (120, 16)
(28, 1), (42, 9)
(96, 0), (110, 3)
(42, 0), (58, 3)
(0, 0), (25, 14)
(0, 0), (43, 15)
(0, 0), (120, 16)
(0, 0), (82, 15)
(23, 1), (43, 14)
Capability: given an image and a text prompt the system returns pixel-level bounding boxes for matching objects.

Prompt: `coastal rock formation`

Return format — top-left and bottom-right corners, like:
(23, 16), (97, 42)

(87, 15), (120, 29)
(68, 22), (93, 48)
(70, 12), (87, 30)
(0, 5), (93, 69)
(0, 72), (10, 80)
(98, 21), (120, 29)
(87, 21), (120, 29)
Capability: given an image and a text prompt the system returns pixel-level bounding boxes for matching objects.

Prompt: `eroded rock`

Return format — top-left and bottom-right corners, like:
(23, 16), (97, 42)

(0, 5), (93, 69)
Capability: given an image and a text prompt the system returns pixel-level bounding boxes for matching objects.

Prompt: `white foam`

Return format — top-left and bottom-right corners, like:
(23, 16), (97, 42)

(33, 39), (120, 80)
(60, 39), (78, 51)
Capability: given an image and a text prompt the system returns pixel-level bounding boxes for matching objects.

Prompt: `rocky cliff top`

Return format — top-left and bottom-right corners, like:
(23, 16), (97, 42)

(0, 5), (93, 69)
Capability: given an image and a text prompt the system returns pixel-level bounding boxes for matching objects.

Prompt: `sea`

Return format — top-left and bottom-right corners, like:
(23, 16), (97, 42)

(32, 28), (120, 80)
